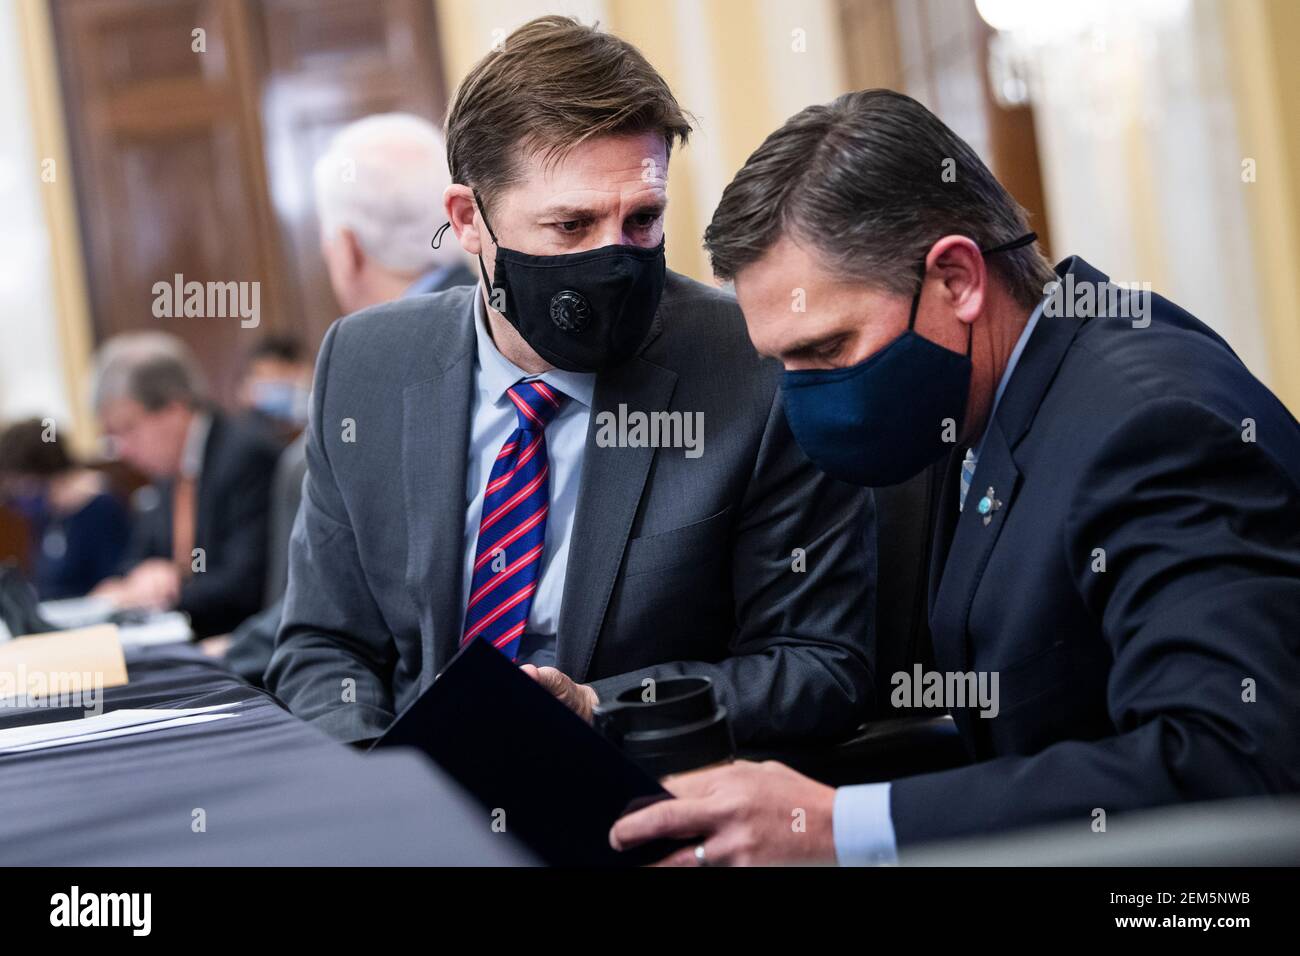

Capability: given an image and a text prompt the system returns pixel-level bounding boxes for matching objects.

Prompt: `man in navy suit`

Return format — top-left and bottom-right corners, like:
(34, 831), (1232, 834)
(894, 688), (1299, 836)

(611, 89), (1300, 866)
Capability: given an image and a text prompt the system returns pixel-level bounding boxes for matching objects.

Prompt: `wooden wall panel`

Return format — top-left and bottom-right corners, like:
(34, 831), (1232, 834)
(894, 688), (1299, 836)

(837, 0), (904, 91)
(253, 0), (447, 347)
(51, 0), (449, 404)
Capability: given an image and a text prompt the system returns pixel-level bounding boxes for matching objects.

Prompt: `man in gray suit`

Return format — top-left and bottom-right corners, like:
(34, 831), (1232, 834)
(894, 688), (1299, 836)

(265, 16), (873, 747)
(222, 112), (475, 684)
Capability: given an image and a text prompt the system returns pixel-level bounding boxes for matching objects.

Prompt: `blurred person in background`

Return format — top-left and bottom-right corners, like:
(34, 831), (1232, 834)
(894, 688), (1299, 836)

(236, 334), (313, 444)
(0, 417), (130, 600)
(90, 332), (279, 637)
(314, 111), (474, 315)
(221, 111), (475, 684)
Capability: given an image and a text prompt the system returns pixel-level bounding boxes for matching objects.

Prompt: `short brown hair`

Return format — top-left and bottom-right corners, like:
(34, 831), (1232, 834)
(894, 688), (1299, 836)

(0, 418), (73, 479)
(705, 89), (1055, 309)
(445, 16), (692, 211)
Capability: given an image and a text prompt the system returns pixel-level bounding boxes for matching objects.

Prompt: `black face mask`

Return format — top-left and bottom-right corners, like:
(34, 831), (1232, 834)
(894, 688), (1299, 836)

(471, 193), (666, 372)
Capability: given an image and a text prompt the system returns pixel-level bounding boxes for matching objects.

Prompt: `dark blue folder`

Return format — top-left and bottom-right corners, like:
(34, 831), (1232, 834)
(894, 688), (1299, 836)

(371, 636), (685, 866)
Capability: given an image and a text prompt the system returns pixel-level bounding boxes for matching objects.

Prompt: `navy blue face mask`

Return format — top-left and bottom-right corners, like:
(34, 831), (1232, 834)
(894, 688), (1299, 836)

(780, 234), (1037, 488)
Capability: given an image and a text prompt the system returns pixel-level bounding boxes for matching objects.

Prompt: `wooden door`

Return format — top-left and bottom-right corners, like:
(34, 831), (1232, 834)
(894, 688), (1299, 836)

(51, 0), (449, 404)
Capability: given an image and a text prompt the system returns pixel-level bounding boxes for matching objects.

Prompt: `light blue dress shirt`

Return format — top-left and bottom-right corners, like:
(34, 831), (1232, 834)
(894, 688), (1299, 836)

(832, 296), (1046, 866)
(459, 290), (595, 666)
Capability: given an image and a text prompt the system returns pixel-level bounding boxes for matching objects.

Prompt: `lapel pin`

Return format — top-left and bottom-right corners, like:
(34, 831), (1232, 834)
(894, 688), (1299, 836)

(977, 486), (1002, 526)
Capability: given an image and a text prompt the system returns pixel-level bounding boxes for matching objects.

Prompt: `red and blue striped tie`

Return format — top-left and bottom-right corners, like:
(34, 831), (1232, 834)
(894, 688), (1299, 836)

(462, 379), (566, 660)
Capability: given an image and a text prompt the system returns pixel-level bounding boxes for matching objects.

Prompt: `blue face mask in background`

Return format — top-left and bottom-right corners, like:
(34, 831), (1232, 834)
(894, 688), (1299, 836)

(780, 233), (1036, 488)
(249, 380), (310, 425)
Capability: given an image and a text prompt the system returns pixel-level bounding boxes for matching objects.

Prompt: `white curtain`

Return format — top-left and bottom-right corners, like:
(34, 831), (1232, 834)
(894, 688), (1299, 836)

(0, 0), (74, 425)
(1013, 0), (1269, 379)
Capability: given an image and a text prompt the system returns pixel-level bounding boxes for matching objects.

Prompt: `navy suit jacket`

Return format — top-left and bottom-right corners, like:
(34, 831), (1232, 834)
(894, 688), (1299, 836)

(127, 412), (280, 637)
(891, 256), (1300, 848)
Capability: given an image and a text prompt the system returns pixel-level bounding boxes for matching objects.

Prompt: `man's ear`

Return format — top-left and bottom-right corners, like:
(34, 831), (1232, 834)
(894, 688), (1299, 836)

(322, 227), (366, 284)
(926, 235), (986, 325)
(161, 398), (193, 430)
(338, 227), (366, 276)
(445, 184), (484, 256)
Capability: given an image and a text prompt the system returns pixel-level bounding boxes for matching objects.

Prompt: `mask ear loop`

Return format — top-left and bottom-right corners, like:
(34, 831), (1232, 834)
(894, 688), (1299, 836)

(970, 231), (1037, 357)
(906, 261), (972, 359)
(981, 231), (1037, 256)
(471, 190), (502, 303)
(431, 189), (511, 254)
(911, 232), (1037, 355)
(473, 191), (500, 246)
(906, 260), (926, 332)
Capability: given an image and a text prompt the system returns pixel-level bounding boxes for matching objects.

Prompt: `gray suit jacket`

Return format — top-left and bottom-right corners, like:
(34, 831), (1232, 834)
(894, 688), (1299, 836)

(266, 273), (875, 746)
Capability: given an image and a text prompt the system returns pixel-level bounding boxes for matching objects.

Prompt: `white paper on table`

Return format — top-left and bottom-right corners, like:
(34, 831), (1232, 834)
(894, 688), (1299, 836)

(38, 600), (194, 647)
(0, 702), (240, 753)
(37, 597), (116, 630)
(0, 713), (236, 753)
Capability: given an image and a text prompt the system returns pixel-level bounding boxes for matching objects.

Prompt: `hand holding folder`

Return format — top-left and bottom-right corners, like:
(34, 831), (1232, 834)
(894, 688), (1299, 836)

(372, 637), (688, 866)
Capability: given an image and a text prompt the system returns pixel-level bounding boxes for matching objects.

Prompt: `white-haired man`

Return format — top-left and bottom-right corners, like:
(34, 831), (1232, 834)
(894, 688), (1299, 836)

(222, 113), (475, 682)
(313, 112), (474, 313)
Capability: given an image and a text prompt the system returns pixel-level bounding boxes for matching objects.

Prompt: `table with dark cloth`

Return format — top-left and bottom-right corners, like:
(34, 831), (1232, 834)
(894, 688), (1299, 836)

(0, 644), (532, 865)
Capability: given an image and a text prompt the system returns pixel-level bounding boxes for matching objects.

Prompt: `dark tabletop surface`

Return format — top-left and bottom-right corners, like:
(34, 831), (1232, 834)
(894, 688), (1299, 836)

(0, 644), (533, 865)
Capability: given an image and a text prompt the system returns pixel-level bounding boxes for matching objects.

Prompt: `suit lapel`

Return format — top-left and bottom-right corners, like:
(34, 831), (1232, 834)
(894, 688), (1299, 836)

(929, 422), (1022, 678)
(402, 296), (476, 690)
(928, 259), (1094, 683)
(191, 413), (223, 551)
(555, 355), (678, 681)
(927, 445), (965, 616)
